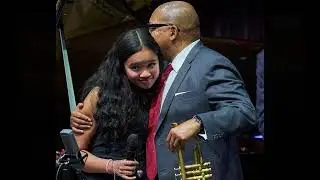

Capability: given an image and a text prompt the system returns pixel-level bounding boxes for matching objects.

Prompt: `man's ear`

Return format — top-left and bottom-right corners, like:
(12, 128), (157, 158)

(169, 25), (179, 41)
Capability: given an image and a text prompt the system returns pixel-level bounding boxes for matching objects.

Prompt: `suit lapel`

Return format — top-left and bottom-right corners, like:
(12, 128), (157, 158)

(155, 42), (203, 134)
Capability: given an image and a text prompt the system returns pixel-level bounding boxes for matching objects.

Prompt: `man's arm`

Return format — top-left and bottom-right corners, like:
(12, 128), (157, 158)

(197, 59), (257, 139)
(167, 58), (257, 151)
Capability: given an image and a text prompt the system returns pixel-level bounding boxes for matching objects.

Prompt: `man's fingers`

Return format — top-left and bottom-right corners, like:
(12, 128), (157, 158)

(78, 124), (92, 129)
(71, 116), (92, 126)
(169, 138), (178, 152)
(72, 112), (92, 123)
(71, 122), (88, 132)
(166, 130), (174, 150)
(172, 138), (181, 152)
(72, 126), (84, 134)
(72, 121), (80, 128)
(73, 118), (92, 125)
(169, 131), (178, 151)
(72, 122), (91, 131)
(75, 103), (84, 111)
(168, 138), (173, 151)
(166, 130), (173, 142)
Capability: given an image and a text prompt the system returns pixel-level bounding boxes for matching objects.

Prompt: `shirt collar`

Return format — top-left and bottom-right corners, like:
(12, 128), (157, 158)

(171, 39), (200, 72)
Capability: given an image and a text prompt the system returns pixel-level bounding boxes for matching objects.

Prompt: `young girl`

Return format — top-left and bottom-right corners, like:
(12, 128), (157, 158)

(74, 28), (163, 180)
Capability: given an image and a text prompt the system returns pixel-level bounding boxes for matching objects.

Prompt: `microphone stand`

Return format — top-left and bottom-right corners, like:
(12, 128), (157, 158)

(56, 1), (83, 179)
(56, 0), (65, 27)
(56, 0), (77, 113)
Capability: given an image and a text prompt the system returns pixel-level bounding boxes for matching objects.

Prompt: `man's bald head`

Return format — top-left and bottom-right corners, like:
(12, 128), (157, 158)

(149, 1), (201, 60)
(151, 1), (200, 38)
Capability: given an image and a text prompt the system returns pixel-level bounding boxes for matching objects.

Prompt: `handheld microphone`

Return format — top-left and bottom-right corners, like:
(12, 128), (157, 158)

(126, 134), (139, 160)
(126, 134), (143, 178)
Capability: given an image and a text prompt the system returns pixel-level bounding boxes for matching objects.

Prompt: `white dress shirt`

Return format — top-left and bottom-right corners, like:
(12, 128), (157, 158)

(160, 39), (207, 140)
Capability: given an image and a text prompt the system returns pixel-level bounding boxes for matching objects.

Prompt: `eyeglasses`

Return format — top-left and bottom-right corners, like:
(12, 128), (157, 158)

(146, 23), (180, 33)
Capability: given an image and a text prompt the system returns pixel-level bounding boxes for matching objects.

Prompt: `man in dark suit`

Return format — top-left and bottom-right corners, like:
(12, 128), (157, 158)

(145, 1), (257, 180)
(71, 1), (257, 180)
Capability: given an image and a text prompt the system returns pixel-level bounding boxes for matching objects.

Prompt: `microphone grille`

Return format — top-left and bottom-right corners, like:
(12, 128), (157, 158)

(127, 134), (139, 149)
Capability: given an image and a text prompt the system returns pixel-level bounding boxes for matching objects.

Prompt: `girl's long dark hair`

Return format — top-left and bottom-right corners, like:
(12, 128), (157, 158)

(79, 28), (163, 141)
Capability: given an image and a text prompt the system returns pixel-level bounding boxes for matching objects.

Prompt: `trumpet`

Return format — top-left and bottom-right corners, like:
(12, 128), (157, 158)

(172, 123), (213, 180)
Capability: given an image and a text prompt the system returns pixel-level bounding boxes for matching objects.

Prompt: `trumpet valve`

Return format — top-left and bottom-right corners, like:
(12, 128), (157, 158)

(174, 162), (212, 179)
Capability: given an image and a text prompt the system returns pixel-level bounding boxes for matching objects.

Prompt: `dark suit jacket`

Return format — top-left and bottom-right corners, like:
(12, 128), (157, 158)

(155, 42), (257, 180)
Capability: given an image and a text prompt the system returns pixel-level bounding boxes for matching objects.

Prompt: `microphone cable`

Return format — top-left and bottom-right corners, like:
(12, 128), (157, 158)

(56, 152), (89, 180)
